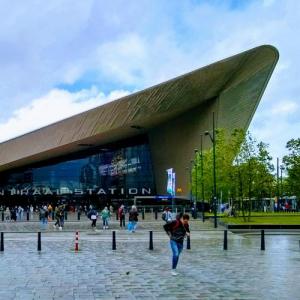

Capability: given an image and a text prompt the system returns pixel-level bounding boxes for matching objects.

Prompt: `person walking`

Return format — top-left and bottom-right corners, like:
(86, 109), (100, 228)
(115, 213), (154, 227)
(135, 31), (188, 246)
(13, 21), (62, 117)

(128, 205), (139, 232)
(4, 207), (10, 222)
(88, 207), (98, 230)
(162, 207), (173, 223)
(101, 206), (111, 229)
(53, 206), (61, 229)
(29, 205), (34, 220)
(163, 213), (190, 276)
(118, 205), (125, 228)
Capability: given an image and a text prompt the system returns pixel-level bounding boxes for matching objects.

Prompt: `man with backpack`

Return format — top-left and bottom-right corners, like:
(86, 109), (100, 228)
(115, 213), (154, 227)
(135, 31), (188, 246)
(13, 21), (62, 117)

(163, 213), (190, 276)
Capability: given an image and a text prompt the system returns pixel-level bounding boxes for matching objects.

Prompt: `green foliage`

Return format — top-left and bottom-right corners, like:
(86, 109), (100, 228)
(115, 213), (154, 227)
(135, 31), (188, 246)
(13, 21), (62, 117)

(191, 128), (276, 221)
(283, 138), (300, 198)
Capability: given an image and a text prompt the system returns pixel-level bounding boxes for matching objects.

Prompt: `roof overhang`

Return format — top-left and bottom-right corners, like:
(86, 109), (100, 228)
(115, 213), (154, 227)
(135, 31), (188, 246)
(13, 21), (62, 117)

(0, 45), (279, 172)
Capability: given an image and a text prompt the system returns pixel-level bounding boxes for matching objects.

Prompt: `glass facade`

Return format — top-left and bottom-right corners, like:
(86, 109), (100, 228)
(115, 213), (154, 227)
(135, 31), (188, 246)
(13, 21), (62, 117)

(0, 139), (155, 206)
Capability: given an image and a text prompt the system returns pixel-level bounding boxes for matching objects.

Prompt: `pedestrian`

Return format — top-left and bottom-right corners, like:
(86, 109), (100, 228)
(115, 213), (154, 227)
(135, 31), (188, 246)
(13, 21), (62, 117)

(4, 207), (10, 221)
(59, 205), (65, 230)
(163, 213), (190, 276)
(101, 206), (111, 229)
(47, 204), (53, 221)
(162, 207), (173, 223)
(88, 207), (98, 229)
(118, 205), (125, 228)
(39, 206), (48, 229)
(30, 205), (34, 220)
(128, 205), (139, 232)
(11, 207), (17, 222)
(53, 206), (62, 229)
(18, 206), (24, 221)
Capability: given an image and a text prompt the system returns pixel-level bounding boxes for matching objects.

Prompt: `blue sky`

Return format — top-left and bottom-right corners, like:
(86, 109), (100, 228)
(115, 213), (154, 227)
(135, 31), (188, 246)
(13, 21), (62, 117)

(0, 0), (299, 167)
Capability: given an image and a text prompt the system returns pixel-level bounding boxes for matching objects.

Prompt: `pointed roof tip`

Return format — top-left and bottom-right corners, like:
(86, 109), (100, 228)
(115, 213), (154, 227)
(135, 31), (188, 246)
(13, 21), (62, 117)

(247, 44), (279, 60)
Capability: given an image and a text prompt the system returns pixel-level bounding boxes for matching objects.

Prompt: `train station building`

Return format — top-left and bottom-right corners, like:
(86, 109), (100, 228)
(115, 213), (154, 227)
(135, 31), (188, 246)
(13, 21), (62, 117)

(0, 45), (278, 207)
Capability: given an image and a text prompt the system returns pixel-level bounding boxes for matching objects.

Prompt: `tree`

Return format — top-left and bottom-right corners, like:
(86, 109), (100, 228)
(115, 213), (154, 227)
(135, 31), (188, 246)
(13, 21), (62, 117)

(191, 128), (275, 221)
(283, 138), (300, 198)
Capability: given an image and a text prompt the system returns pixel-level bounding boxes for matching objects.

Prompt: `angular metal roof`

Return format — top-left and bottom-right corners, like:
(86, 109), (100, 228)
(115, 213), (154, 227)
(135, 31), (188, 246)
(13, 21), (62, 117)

(0, 45), (279, 172)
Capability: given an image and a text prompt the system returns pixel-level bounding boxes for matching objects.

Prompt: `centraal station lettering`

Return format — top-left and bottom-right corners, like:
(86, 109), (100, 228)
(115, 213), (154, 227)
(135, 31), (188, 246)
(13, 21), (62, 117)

(0, 187), (152, 196)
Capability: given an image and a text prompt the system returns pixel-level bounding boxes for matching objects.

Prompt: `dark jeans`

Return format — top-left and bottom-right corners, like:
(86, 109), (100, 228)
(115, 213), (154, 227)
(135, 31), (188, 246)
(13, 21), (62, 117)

(91, 219), (97, 227)
(170, 240), (183, 269)
(119, 216), (125, 227)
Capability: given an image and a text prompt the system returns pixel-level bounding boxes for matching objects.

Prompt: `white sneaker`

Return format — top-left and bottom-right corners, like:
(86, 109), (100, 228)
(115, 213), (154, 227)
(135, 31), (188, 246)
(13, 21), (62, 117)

(171, 270), (178, 276)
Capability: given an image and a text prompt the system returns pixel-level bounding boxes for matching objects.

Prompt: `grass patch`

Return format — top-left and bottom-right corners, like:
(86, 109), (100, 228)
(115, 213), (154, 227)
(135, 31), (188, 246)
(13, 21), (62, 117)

(222, 216), (300, 225)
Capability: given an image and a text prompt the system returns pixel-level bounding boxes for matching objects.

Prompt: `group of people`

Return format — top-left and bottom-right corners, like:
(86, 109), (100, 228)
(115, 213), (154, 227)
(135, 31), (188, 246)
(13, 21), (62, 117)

(1, 202), (190, 276)
(87, 204), (139, 233)
(0, 204), (46, 222)
(87, 206), (112, 230)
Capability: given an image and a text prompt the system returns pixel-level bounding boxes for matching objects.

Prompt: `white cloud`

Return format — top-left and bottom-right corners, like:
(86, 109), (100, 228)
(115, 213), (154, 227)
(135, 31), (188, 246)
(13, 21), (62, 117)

(0, 0), (300, 161)
(0, 88), (130, 143)
(271, 101), (299, 115)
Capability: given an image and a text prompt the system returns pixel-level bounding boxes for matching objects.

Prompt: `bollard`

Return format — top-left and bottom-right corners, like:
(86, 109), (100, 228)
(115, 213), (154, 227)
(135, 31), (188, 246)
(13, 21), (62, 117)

(155, 210), (158, 220)
(77, 212), (80, 221)
(75, 231), (79, 251)
(37, 232), (41, 251)
(142, 209), (145, 220)
(0, 232), (4, 251)
(187, 235), (191, 250)
(64, 211), (68, 221)
(27, 211), (30, 221)
(1, 212), (4, 222)
(261, 230), (265, 251)
(223, 230), (228, 250)
(149, 231), (153, 250)
(112, 231), (116, 250)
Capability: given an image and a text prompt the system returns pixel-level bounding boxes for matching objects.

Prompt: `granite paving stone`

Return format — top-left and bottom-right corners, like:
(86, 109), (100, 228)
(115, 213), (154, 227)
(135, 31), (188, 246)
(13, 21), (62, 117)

(0, 219), (300, 299)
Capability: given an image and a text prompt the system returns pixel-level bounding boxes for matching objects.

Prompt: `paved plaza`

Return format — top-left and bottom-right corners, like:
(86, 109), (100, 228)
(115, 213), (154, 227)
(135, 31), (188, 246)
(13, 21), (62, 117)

(0, 218), (300, 299)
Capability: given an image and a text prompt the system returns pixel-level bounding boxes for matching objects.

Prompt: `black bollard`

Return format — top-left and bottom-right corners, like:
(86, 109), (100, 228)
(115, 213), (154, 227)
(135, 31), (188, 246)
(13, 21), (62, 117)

(142, 209), (145, 220)
(187, 235), (191, 250)
(261, 230), (265, 251)
(27, 211), (29, 221)
(149, 231), (153, 250)
(64, 211), (68, 221)
(112, 231), (116, 250)
(155, 210), (158, 220)
(37, 232), (41, 251)
(0, 232), (4, 251)
(1, 212), (4, 222)
(223, 230), (228, 250)
(77, 212), (80, 221)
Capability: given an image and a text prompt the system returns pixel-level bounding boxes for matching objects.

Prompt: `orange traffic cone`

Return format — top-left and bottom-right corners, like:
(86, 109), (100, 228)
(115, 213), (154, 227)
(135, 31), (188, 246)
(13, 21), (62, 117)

(75, 231), (79, 251)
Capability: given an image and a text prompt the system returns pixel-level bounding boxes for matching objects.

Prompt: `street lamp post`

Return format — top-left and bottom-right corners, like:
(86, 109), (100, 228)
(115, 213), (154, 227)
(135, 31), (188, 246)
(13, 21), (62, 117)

(194, 149), (198, 219)
(205, 112), (217, 228)
(200, 135), (205, 222)
(280, 164), (284, 199)
(186, 162), (193, 206)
